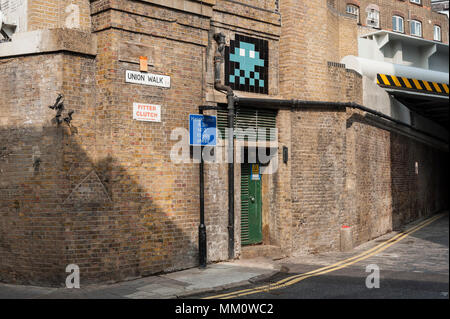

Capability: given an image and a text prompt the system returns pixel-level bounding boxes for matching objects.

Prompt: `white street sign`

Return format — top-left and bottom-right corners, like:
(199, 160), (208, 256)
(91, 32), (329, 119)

(126, 70), (170, 88)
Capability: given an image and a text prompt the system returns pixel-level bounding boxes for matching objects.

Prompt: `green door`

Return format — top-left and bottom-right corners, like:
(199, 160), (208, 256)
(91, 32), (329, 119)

(241, 163), (262, 245)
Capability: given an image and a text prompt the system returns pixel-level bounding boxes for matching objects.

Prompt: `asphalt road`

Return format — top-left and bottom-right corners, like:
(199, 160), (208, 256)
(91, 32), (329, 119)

(191, 213), (449, 299)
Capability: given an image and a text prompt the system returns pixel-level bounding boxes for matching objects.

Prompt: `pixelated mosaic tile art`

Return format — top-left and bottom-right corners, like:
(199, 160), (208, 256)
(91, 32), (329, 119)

(225, 34), (269, 94)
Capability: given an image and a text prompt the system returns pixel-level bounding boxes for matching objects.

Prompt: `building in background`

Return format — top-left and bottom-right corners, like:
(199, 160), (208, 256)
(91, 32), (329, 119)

(334, 0), (448, 42)
(0, 1), (448, 286)
(432, 0), (449, 17)
(335, 0), (449, 141)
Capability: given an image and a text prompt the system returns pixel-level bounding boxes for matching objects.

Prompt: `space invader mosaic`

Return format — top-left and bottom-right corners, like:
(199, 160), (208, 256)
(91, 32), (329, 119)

(225, 34), (269, 94)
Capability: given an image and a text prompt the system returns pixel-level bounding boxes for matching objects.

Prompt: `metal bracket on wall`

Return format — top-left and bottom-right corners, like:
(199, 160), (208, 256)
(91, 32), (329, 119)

(48, 94), (75, 127)
(48, 94), (65, 125)
(64, 110), (74, 125)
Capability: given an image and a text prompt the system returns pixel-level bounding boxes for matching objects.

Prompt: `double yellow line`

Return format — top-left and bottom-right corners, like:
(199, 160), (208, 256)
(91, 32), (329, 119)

(204, 212), (446, 299)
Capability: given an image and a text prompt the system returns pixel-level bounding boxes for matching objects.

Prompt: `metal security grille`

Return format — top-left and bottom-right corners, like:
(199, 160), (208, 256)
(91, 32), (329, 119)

(240, 163), (250, 245)
(217, 107), (277, 141)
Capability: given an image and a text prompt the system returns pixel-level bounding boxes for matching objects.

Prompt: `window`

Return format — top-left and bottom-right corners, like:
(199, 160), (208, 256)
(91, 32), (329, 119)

(346, 4), (359, 22)
(410, 20), (422, 37)
(434, 25), (441, 41)
(367, 9), (380, 28)
(346, 4), (359, 16)
(410, 0), (421, 4)
(392, 15), (404, 33)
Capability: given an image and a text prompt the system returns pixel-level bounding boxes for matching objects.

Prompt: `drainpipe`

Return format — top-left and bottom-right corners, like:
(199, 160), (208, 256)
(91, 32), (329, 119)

(213, 32), (236, 260)
(198, 106), (207, 268)
(233, 97), (448, 144)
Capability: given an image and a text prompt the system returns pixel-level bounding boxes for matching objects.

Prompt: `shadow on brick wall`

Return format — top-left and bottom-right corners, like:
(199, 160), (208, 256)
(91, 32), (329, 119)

(0, 124), (198, 287)
(346, 112), (449, 246)
(389, 130), (449, 230)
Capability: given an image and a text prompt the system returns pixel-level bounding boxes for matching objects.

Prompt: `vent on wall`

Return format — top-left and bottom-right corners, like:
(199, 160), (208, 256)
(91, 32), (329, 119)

(241, 163), (251, 245)
(328, 61), (346, 68)
(217, 107), (277, 141)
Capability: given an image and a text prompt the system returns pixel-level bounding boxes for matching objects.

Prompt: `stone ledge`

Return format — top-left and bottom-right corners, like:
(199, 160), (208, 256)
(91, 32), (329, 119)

(213, 0), (281, 27)
(0, 29), (97, 58)
(91, 0), (215, 17)
(144, 0), (215, 16)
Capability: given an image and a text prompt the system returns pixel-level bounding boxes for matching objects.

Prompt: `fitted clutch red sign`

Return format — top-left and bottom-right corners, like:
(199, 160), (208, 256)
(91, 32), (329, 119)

(133, 103), (161, 122)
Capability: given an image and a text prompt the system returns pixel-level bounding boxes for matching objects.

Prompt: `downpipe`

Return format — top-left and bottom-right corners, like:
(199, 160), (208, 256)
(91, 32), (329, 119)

(198, 106), (207, 268)
(213, 32), (236, 260)
(233, 97), (447, 144)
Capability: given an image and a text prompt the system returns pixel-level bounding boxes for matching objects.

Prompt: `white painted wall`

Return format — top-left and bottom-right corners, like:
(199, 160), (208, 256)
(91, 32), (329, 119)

(362, 75), (448, 143)
(0, 0), (27, 33)
(341, 55), (449, 83)
(358, 31), (449, 73)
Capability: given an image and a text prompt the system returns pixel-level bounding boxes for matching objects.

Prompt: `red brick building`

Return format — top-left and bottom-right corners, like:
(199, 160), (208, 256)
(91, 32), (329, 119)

(334, 0), (448, 43)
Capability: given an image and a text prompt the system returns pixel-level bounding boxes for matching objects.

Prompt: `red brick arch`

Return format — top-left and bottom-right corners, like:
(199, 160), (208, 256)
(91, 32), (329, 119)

(410, 15), (423, 23)
(391, 11), (406, 19)
(346, 0), (361, 7)
(365, 4), (380, 11)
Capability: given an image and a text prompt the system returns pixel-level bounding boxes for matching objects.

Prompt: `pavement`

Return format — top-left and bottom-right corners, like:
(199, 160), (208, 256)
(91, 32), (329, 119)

(0, 257), (281, 299)
(0, 211), (448, 299)
(193, 211), (449, 299)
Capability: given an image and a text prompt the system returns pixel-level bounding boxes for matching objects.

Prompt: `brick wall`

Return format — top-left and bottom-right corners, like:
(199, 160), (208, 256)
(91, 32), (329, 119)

(288, 102), (448, 255)
(27, 0), (91, 31)
(286, 63), (448, 254)
(0, 0), (448, 286)
(279, 0), (363, 101)
(0, 54), (63, 284)
(345, 110), (449, 246)
(0, 51), (98, 285)
(327, 1), (360, 60)
(84, 0), (211, 281)
(346, 111), (394, 245)
(290, 106), (348, 254)
(390, 132), (449, 228)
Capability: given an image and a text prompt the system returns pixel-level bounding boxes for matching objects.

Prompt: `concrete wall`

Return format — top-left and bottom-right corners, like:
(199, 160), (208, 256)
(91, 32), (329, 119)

(0, 0), (28, 33)
(362, 76), (448, 142)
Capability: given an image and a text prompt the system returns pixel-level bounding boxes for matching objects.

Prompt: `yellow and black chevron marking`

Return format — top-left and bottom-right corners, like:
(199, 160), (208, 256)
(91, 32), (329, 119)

(377, 73), (449, 96)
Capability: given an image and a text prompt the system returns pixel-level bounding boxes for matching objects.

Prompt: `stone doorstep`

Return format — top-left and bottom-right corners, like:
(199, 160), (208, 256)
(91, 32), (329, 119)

(173, 267), (283, 299)
(240, 244), (285, 260)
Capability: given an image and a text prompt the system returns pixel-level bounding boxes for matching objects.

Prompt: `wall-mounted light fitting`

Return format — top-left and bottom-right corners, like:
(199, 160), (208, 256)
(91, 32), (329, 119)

(283, 146), (288, 164)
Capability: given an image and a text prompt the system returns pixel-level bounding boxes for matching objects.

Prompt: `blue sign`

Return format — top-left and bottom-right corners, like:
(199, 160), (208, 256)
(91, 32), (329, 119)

(189, 114), (217, 146)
